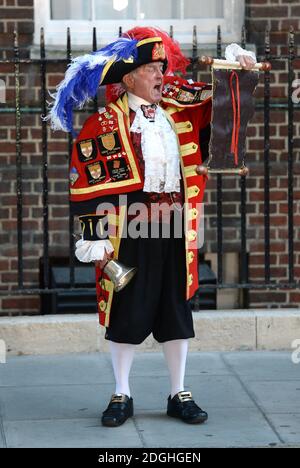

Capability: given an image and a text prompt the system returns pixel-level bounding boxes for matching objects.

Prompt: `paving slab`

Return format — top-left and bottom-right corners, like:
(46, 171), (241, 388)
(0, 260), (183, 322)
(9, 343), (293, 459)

(131, 375), (257, 411)
(0, 353), (114, 387)
(266, 413), (300, 445)
(131, 352), (231, 377)
(0, 383), (118, 421)
(244, 381), (300, 413)
(223, 352), (300, 381)
(0, 423), (5, 448)
(133, 408), (281, 448)
(3, 418), (142, 448)
(0, 375), (256, 421)
(0, 400), (6, 448)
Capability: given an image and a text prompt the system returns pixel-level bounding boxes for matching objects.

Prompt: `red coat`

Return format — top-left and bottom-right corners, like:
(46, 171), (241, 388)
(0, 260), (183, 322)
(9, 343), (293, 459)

(70, 76), (212, 326)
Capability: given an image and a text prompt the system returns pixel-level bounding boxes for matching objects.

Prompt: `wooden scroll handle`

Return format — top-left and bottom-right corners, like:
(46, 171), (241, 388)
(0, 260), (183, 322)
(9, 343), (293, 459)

(200, 56), (272, 72)
(196, 165), (249, 177)
(196, 165), (209, 176)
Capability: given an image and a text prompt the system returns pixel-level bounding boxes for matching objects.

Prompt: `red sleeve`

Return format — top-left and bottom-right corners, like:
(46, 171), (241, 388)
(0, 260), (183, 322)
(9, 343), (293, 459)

(187, 97), (212, 132)
(163, 74), (212, 131)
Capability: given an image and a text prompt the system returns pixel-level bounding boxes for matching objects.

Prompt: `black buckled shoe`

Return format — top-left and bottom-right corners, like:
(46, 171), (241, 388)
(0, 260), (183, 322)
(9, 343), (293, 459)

(101, 393), (134, 427)
(167, 391), (208, 424)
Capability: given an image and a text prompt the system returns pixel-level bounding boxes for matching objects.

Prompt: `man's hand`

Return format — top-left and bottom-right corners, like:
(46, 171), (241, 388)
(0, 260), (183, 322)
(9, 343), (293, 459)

(95, 251), (114, 270)
(237, 55), (256, 70)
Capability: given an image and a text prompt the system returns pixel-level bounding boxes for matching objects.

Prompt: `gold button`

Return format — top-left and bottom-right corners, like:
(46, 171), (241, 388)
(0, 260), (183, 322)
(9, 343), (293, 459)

(188, 274), (193, 286)
(188, 185), (200, 198)
(187, 230), (197, 242)
(188, 251), (195, 264)
(187, 123), (192, 128)
(192, 144), (197, 150)
(189, 208), (198, 220)
(99, 300), (106, 312)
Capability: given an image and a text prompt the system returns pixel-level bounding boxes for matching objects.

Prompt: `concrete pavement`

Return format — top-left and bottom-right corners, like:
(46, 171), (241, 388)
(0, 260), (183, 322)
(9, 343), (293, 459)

(0, 351), (300, 448)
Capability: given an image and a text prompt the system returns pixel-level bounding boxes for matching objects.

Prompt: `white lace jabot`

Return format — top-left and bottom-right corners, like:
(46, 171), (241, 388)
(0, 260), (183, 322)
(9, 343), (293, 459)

(128, 92), (181, 193)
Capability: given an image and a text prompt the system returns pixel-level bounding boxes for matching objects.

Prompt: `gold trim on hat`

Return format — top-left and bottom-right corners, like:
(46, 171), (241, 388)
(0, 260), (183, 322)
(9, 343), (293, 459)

(99, 37), (163, 85)
(137, 37), (162, 47)
(100, 56), (116, 85)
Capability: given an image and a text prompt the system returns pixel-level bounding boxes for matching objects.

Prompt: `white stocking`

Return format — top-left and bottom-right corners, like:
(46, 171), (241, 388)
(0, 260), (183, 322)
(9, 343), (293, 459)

(108, 341), (135, 398)
(162, 339), (189, 398)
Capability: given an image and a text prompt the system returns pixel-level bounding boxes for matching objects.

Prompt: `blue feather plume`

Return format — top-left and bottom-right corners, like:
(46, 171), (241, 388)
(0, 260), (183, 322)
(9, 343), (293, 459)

(45, 37), (139, 136)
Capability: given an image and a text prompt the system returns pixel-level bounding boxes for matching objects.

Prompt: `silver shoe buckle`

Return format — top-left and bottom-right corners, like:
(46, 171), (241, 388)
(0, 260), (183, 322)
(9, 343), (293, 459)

(111, 393), (127, 403)
(178, 391), (193, 402)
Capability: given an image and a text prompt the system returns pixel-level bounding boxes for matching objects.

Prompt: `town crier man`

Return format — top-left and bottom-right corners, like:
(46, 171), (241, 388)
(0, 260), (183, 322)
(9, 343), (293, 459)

(48, 27), (256, 427)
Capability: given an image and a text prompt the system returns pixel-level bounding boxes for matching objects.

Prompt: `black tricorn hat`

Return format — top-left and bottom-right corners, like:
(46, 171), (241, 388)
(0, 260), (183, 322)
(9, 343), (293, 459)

(100, 37), (168, 85)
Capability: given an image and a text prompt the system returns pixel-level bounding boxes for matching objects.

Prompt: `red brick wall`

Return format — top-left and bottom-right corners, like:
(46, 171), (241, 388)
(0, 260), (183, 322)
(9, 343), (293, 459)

(0, 0), (34, 58)
(244, 0), (300, 307)
(0, 0), (299, 315)
(246, 0), (300, 55)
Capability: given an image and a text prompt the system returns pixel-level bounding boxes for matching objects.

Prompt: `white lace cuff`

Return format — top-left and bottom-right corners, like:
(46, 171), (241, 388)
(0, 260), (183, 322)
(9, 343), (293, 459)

(225, 43), (257, 63)
(75, 239), (114, 263)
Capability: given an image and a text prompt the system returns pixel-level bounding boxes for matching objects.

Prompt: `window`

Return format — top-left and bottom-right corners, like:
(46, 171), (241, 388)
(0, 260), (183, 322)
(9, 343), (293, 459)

(34, 0), (245, 47)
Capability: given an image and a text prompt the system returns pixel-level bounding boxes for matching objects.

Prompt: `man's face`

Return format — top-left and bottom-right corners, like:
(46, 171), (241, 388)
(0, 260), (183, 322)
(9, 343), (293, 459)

(124, 61), (164, 103)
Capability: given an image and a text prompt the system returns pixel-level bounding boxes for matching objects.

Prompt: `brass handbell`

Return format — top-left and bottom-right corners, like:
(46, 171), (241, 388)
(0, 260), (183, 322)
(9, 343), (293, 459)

(103, 259), (137, 292)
